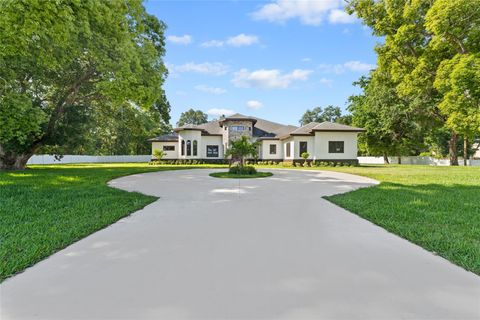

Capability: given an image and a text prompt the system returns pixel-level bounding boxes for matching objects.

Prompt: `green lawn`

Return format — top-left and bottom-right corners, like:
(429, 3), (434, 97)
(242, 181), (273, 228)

(0, 163), (225, 282)
(258, 164), (480, 275)
(209, 171), (273, 179)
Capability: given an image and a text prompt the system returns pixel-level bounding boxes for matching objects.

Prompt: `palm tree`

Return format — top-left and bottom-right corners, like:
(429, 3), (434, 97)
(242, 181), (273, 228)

(225, 136), (259, 167)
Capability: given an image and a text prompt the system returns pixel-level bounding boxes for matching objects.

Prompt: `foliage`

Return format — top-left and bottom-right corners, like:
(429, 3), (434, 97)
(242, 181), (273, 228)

(228, 165), (257, 175)
(349, 74), (423, 159)
(0, 0), (168, 169)
(225, 136), (259, 167)
(153, 149), (165, 160)
(299, 105), (343, 126)
(347, 0), (480, 165)
(176, 108), (208, 127)
(210, 170), (272, 179)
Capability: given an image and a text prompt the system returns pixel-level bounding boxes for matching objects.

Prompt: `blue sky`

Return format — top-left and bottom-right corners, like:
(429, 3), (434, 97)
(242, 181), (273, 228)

(144, 0), (380, 126)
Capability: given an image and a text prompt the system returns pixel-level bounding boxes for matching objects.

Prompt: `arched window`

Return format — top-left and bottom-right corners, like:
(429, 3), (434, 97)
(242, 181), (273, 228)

(193, 140), (198, 156)
(181, 140), (185, 156)
(187, 140), (191, 156)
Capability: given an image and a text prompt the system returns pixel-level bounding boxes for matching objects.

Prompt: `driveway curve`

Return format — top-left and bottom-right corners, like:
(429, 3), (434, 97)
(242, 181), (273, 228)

(2, 169), (479, 319)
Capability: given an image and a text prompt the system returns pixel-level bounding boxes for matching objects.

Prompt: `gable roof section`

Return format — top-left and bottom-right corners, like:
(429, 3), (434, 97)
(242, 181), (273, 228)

(312, 122), (365, 132)
(148, 133), (179, 142)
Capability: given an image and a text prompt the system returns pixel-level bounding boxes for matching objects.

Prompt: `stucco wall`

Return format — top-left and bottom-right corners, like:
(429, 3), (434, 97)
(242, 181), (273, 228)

(260, 140), (283, 160)
(200, 135), (224, 159)
(314, 131), (358, 159)
(152, 142), (178, 159)
(292, 136), (315, 159)
(178, 130), (202, 159)
(282, 137), (294, 160)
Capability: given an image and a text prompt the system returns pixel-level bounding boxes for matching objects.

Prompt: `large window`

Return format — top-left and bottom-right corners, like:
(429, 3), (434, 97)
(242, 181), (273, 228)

(186, 140), (191, 156)
(328, 141), (344, 153)
(286, 142), (291, 157)
(269, 144), (277, 155)
(299, 141), (307, 157)
(163, 145), (175, 151)
(181, 140), (185, 156)
(206, 145), (219, 157)
(230, 126), (245, 131)
(193, 140), (198, 156)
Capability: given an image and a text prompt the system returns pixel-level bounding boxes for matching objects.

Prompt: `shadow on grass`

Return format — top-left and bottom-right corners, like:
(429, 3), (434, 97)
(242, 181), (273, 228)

(325, 182), (480, 275)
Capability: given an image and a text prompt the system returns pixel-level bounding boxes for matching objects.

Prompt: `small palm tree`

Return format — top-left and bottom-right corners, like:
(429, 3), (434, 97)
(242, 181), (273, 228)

(225, 136), (259, 167)
(153, 149), (165, 160)
(301, 152), (310, 166)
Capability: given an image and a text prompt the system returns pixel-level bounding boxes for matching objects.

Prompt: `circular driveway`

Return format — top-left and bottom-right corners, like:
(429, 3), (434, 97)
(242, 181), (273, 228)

(2, 169), (479, 319)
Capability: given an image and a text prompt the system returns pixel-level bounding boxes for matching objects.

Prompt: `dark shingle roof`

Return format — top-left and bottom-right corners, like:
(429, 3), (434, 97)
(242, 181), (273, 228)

(147, 133), (179, 142)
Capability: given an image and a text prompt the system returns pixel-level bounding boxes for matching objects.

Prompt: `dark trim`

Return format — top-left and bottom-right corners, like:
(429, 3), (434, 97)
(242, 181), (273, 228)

(201, 133), (223, 136)
(149, 139), (178, 142)
(289, 133), (314, 136)
(174, 127), (206, 132)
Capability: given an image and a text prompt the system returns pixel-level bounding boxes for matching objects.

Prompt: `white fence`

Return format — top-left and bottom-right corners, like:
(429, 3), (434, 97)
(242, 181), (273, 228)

(27, 155), (151, 165)
(358, 156), (480, 166)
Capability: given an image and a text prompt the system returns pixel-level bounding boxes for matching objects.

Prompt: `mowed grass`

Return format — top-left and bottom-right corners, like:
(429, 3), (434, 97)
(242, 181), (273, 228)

(258, 164), (480, 274)
(0, 163), (225, 282)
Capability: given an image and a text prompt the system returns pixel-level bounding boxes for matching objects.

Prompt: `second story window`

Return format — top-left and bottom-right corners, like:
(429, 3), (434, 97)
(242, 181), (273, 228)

(230, 126), (245, 131)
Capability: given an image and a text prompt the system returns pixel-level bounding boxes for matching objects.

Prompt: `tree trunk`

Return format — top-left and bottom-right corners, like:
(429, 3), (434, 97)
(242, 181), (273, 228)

(397, 155), (402, 164)
(0, 152), (33, 170)
(464, 136), (469, 166)
(383, 153), (390, 164)
(449, 132), (459, 166)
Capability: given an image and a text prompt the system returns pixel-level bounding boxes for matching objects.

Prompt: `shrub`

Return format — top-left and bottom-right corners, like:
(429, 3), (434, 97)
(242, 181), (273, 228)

(229, 165), (257, 175)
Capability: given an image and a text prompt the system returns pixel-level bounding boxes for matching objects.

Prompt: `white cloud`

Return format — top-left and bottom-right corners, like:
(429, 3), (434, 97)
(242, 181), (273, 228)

(343, 61), (375, 72)
(328, 9), (357, 24)
(207, 108), (236, 117)
(232, 68), (312, 89)
(169, 62), (229, 76)
(318, 61), (374, 74)
(246, 100), (263, 110)
(194, 85), (226, 95)
(251, 0), (354, 26)
(201, 34), (259, 48)
(226, 34), (259, 47)
(201, 40), (224, 48)
(167, 34), (192, 45)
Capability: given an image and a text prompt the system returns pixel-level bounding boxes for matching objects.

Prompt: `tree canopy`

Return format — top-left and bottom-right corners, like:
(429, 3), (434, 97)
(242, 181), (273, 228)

(176, 109), (208, 127)
(347, 0), (480, 165)
(0, 0), (169, 169)
(299, 106), (345, 126)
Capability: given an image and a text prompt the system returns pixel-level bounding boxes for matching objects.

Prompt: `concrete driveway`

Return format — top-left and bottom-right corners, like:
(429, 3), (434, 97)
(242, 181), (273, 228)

(1, 169), (479, 319)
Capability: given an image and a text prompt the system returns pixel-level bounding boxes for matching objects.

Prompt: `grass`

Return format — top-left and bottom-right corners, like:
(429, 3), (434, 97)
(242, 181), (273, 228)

(257, 164), (480, 275)
(209, 171), (273, 179)
(0, 163), (225, 282)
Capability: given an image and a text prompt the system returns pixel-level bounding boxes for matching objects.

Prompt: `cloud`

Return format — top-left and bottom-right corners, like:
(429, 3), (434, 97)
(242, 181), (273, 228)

(319, 78), (333, 87)
(318, 61), (374, 74)
(232, 68), (312, 89)
(251, 0), (355, 26)
(328, 9), (357, 24)
(169, 62), (229, 76)
(167, 35), (192, 45)
(246, 100), (263, 110)
(201, 34), (259, 48)
(207, 108), (236, 117)
(194, 85), (226, 95)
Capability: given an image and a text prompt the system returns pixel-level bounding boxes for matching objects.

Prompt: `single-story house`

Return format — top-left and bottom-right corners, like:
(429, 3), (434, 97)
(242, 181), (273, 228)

(148, 113), (365, 163)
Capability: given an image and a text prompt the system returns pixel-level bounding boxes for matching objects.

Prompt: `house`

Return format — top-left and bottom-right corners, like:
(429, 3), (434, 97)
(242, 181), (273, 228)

(148, 113), (365, 164)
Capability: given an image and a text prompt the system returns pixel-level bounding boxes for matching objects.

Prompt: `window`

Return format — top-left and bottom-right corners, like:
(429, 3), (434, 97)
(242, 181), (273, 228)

(299, 141), (307, 157)
(269, 144), (277, 155)
(186, 140), (191, 156)
(286, 142), (291, 157)
(193, 140), (198, 156)
(328, 141), (344, 153)
(181, 140), (185, 156)
(230, 126), (245, 131)
(206, 145), (219, 157)
(163, 145), (175, 151)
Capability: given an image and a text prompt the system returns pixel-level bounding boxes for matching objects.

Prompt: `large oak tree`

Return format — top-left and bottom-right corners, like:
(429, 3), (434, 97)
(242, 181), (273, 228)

(0, 0), (168, 169)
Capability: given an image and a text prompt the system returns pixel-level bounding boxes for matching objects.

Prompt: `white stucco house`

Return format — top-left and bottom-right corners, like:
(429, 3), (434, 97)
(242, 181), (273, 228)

(149, 113), (365, 164)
